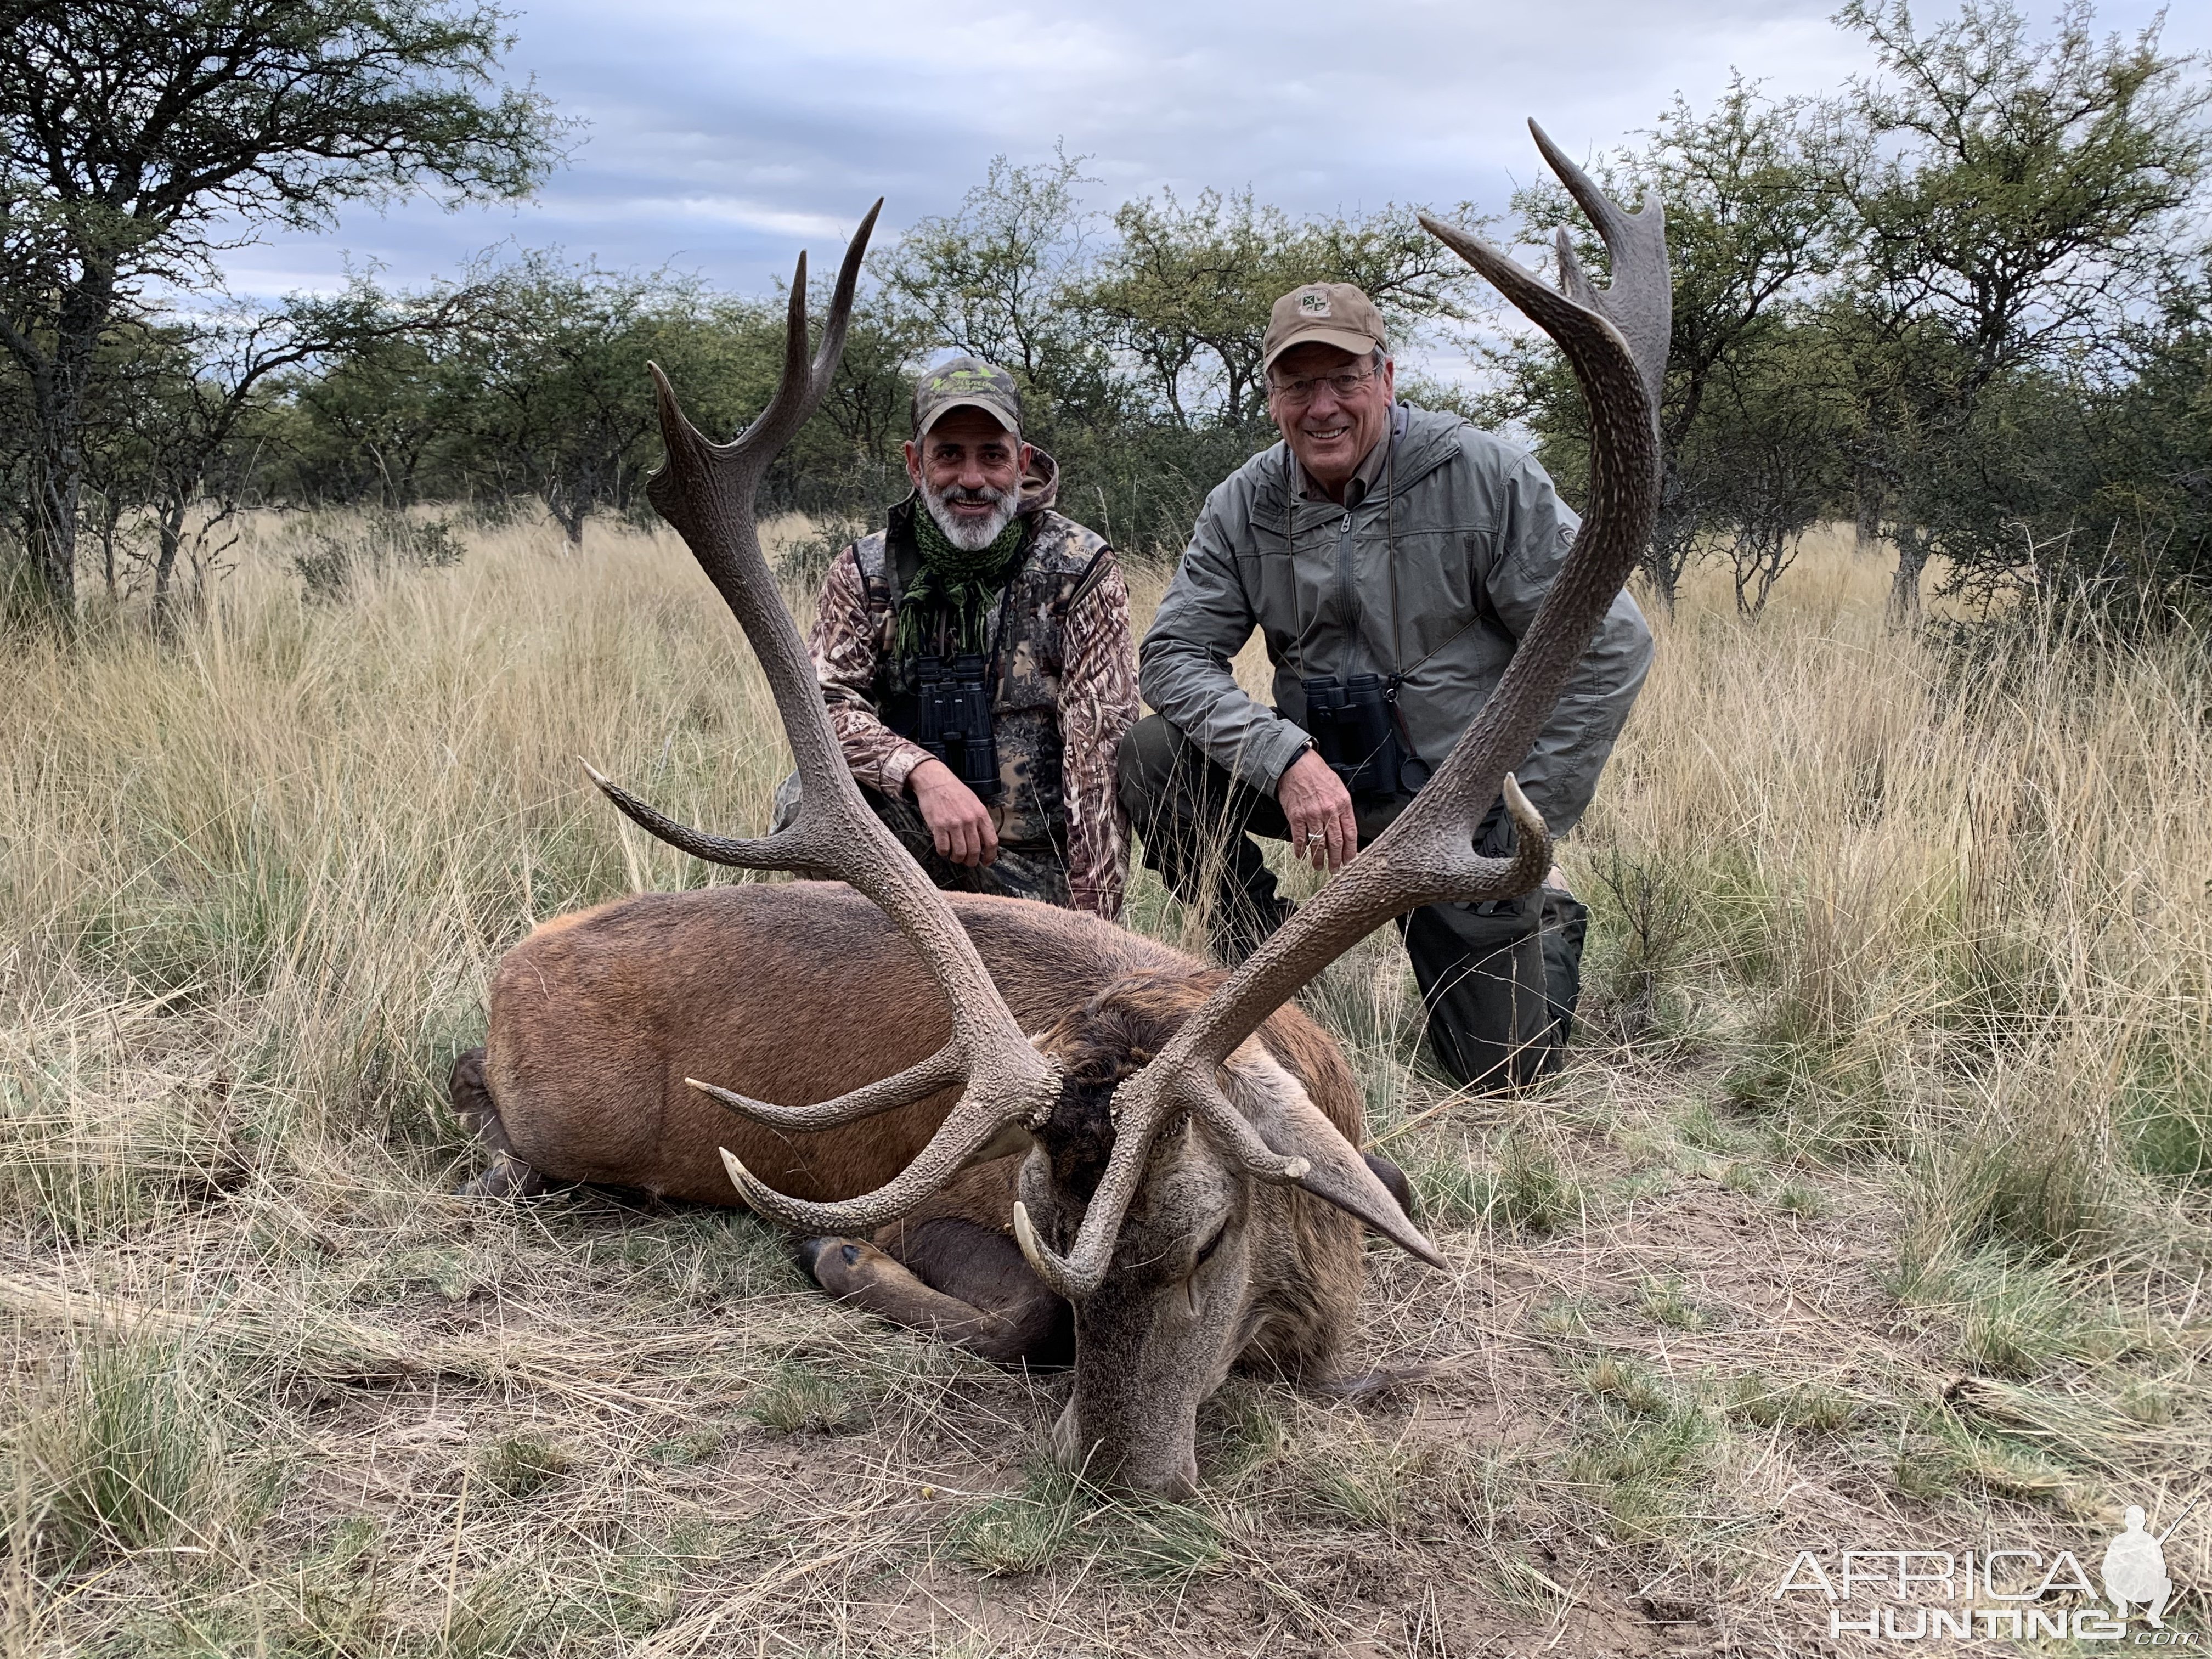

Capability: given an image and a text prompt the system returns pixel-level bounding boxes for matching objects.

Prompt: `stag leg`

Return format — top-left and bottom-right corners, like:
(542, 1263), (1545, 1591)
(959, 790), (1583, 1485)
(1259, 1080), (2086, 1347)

(799, 1220), (1073, 1368)
(449, 1047), (555, 1199)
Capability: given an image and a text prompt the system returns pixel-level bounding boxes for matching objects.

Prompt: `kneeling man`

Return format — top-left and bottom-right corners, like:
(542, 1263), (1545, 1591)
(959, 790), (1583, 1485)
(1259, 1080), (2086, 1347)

(1120, 284), (1652, 1089)
(778, 357), (1138, 918)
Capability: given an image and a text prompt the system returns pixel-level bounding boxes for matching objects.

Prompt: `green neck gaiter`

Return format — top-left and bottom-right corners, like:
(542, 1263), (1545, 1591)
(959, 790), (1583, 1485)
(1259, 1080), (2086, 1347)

(898, 501), (1028, 658)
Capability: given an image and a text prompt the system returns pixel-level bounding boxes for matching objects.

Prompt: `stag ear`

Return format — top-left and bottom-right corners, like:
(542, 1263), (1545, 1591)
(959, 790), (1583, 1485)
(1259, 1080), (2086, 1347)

(1221, 1051), (1447, 1269)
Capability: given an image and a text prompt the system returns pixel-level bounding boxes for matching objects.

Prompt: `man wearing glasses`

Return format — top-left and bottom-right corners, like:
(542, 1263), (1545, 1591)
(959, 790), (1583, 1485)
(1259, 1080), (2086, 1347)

(1119, 283), (1652, 1092)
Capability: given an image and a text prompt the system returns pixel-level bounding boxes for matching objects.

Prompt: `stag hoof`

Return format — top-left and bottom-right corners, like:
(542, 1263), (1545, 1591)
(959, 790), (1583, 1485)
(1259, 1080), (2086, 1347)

(1362, 1151), (1417, 1219)
(799, 1235), (884, 1293)
(455, 1152), (554, 1199)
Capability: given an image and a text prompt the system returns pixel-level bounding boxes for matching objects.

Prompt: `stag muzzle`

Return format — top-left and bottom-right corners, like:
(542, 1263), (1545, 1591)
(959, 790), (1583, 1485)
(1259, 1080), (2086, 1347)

(1030, 1143), (1249, 1500)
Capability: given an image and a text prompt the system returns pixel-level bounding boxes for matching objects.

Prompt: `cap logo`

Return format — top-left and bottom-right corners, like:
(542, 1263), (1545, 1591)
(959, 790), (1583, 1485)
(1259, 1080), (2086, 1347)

(1299, 291), (1332, 318)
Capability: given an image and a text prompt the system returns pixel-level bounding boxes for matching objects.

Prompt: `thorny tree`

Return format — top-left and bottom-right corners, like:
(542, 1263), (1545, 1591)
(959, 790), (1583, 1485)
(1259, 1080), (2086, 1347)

(1486, 78), (1849, 614)
(0, 0), (560, 623)
(1835, 0), (2212, 623)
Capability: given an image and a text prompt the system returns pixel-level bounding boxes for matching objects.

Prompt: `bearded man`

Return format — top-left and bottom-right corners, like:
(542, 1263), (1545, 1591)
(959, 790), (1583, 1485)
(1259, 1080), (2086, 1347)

(1120, 284), (1653, 1091)
(774, 357), (1138, 918)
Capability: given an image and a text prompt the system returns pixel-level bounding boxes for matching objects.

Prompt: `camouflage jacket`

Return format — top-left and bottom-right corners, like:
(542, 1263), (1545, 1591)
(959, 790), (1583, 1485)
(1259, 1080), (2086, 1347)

(807, 471), (1138, 919)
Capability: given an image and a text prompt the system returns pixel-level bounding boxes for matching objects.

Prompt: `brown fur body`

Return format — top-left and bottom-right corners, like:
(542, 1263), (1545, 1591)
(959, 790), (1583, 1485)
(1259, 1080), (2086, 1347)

(470, 881), (1373, 1390)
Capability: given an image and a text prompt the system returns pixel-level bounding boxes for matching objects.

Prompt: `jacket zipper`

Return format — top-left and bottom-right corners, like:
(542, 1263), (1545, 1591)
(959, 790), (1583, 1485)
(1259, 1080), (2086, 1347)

(1333, 507), (1361, 669)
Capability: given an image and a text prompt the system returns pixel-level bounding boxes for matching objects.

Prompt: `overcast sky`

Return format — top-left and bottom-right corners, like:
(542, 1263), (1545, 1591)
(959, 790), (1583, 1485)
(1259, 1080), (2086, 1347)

(222, 0), (2210, 302)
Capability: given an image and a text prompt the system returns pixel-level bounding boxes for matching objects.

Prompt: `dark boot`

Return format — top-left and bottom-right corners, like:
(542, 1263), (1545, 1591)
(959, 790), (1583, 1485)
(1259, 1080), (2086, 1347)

(1398, 885), (1588, 1091)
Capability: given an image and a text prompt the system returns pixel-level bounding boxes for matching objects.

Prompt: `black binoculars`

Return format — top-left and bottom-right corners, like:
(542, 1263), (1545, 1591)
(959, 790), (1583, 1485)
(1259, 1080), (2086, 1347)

(1302, 673), (1430, 798)
(915, 654), (1002, 801)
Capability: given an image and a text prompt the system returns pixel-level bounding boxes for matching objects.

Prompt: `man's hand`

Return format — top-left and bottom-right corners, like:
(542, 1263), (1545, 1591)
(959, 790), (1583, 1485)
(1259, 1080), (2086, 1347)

(908, 758), (1000, 867)
(1278, 749), (1358, 873)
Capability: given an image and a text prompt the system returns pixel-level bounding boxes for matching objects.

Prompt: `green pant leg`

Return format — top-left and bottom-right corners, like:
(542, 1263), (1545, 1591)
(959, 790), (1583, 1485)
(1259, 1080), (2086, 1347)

(862, 785), (1073, 909)
(1117, 713), (1295, 962)
(1399, 886), (1588, 1092)
(771, 769), (1073, 909)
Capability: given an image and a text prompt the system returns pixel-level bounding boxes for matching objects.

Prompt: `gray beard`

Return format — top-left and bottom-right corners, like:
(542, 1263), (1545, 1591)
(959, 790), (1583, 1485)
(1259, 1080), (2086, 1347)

(923, 487), (1017, 551)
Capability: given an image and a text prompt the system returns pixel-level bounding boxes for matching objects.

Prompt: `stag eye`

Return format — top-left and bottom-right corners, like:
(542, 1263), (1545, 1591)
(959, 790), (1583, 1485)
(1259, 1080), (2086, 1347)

(1192, 1227), (1227, 1271)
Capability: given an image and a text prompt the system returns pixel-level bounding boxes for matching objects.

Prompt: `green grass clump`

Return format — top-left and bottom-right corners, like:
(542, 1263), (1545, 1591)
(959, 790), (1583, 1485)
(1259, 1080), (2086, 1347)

(1110, 1500), (1227, 1579)
(1200, 1389), (1291, 1483)
(949, 1463), (1226, 1581)
(647, 1426), (725, 1465)
(3, 1329), (258, 1567)
(1564, 1390), (1719, 1543)
(946, 1466), (1090, 1577)
(607, 1210), (806, 1304)
(1490, 1136), (1580, 1235)
(1633, 1274), (1707, 1330)
(1405, 1132), (1580, 1234)
(1579, 1356), (1672, 1416)
(477, 1434), (576, 1498)
(1726, 1373), (1855, 1433)
(1405, 1138), (1492, 1227)
(1895, 1413), (2083, 1513)
(1304, 1431), (1424, 1533)
(1892, 1239), (2138, 1380)
(2118, 1032), (2212, 1183)
(1773, 1181), (1826, 1217)
(746, 1364), (865, 1435)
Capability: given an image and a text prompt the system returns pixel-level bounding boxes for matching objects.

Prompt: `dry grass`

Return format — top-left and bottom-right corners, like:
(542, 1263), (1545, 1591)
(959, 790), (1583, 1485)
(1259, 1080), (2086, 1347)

(3, 511), (2209, 1655)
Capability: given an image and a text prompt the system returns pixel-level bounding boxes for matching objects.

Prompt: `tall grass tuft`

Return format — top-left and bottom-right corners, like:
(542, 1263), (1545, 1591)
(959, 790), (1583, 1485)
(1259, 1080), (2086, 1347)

(4, 1327), (258, 1568)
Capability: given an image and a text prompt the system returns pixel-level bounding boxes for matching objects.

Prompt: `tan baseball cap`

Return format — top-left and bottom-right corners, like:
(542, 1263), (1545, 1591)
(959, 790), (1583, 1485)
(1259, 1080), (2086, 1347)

(1263, 283), (1389, 376)
(911, 356), (1022, 439)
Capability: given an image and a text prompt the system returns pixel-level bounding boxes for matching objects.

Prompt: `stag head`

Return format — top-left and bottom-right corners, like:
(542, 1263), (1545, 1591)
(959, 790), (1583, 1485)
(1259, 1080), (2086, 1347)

(588, 124), (1667, 1496)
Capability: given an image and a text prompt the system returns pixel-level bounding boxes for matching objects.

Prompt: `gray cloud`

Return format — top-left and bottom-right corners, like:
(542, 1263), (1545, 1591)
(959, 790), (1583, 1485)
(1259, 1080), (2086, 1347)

(220, 0), (2208, 297)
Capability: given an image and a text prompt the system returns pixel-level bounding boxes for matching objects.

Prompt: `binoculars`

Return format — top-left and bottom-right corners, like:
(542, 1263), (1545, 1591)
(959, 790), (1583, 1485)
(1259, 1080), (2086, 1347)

(914, 654), (1003, 802)
(1301, 673), (1430, 799)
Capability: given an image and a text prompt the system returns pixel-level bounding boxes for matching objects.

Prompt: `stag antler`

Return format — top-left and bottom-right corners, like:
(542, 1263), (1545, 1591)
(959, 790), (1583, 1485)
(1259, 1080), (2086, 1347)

(583, 200), (1064, 1228)
(1007, 120), (1671, 1298)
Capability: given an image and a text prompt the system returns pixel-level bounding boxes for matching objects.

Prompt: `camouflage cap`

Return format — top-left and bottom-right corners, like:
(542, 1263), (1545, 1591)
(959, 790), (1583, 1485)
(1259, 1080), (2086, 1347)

(911, 356), (1023, 439)
(1262, 283), (1389, 376)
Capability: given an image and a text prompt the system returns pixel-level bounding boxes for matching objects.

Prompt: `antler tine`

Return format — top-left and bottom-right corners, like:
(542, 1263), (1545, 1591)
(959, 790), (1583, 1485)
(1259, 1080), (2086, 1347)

(1018, 126), (1668, 1299)
(733, 199), (886, 471)
(682, 1049), (964, 1133)
(1526, 122), (1668, 419)
(589, 203), (1061, 1210)
(715, 1081), (1029, 1232)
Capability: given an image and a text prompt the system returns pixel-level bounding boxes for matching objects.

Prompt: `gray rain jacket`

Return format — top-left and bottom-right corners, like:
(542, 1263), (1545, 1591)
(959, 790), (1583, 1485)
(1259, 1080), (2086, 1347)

(1138, 404), (1652, 838)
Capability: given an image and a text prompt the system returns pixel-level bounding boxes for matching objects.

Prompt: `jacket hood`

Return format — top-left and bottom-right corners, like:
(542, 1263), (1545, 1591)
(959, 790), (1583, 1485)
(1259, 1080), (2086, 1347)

(1019, 445), (1062, 515)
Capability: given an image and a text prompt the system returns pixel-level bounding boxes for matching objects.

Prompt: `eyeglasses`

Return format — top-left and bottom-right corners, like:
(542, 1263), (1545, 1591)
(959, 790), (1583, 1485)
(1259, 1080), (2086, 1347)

(1268, 368), (1379, 407)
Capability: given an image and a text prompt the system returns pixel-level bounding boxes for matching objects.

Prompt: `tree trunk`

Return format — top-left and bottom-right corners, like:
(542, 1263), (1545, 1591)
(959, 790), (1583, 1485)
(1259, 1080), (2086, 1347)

(150, 500), (189, 635)
(9, 270), (120, 626)
(98, 492), (123, 600)
(21, 430), (84, 626)
(539, 484), (587, 548)
(1853, 471), (1886, 556)
(1888, 534), (1929, 628)
(1639, 545), (1680, 616)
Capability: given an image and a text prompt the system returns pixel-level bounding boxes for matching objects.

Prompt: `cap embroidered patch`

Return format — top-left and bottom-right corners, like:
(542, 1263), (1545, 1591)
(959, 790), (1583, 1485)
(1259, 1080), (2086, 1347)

(1298, 291), (1331, 317)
